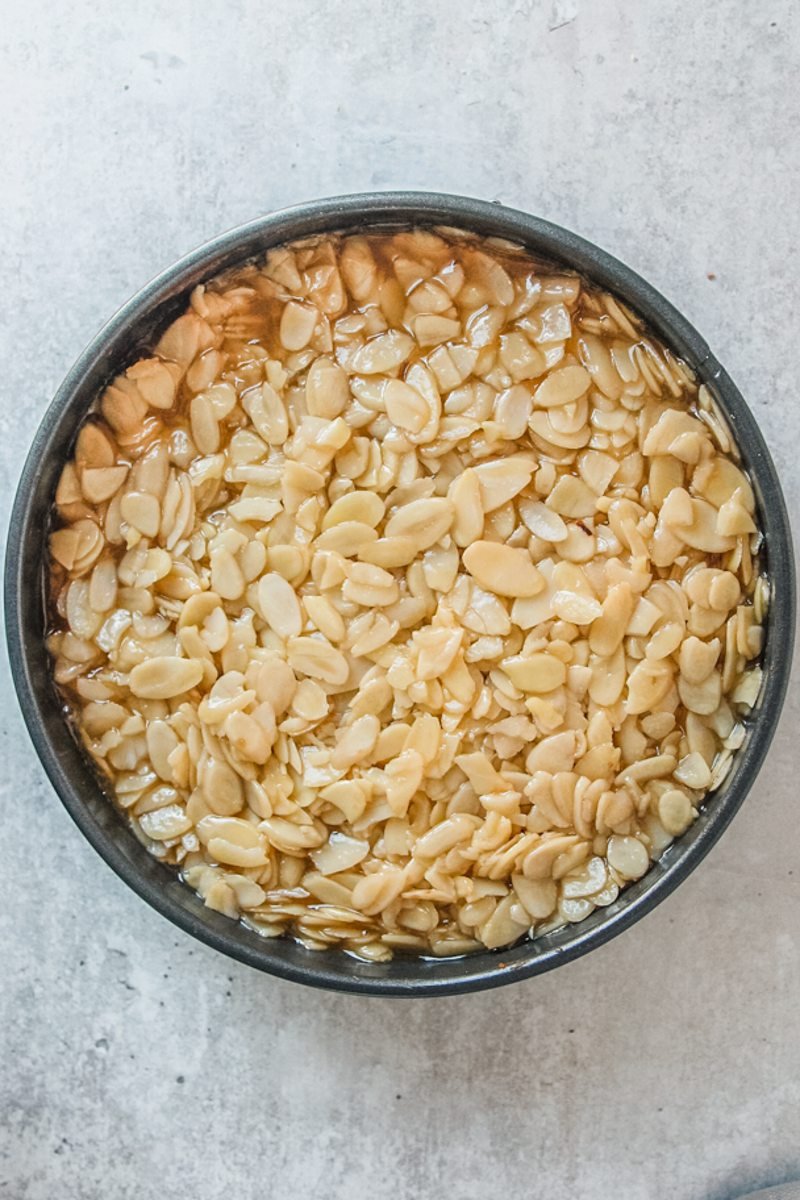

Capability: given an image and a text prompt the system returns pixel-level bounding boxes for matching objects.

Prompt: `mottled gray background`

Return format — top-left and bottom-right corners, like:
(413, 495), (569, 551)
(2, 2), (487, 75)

(1, 2), (798, 1198)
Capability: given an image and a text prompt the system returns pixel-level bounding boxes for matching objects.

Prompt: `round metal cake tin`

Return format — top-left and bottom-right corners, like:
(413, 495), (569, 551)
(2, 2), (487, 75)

(5, 192), (795, 995)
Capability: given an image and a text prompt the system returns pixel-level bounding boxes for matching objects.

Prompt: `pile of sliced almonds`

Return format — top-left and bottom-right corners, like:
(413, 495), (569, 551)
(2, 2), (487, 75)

(47, 229), (766, 960)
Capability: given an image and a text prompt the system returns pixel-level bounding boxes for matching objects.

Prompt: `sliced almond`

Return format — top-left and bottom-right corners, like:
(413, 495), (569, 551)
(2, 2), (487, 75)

(257, 573), (303, 639)
(473, 456), (535, 512)
(462, 541), (544, 598)
(129, 657), (204, 699)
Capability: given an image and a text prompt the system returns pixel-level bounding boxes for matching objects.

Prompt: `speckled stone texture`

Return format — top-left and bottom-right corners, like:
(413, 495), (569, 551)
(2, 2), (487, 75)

(1, 2), (799, 1198)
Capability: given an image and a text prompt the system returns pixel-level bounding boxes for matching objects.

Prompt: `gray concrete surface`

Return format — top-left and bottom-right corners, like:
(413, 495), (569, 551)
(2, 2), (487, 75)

(1, 2), (799, 1197)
